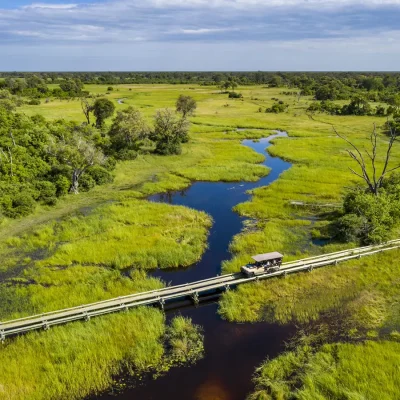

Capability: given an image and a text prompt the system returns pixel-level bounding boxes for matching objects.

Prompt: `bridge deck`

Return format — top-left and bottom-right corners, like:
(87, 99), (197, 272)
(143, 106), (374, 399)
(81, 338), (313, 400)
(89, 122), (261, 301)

(2, 239), (400, 341)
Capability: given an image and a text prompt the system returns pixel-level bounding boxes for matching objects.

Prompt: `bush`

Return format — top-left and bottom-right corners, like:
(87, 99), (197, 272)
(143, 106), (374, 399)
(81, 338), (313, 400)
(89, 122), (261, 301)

(107, 86), (114, 91)
(103, 156), (117, 171)
(228, 92), (243, 99)
(116, 149), (138, 160)
(3, 193), (36, 218)
(27, 99), (41, 106)
(54, 175), (71, 197)
(87, 166), (113, 185)
(336, 213), (368, 243)
(35, 181), (57, 205)
(266, 102), (288, 113)
(155, 141), (182, 156)
(336, 185), (400, 244)
(79, 175), (96, 192)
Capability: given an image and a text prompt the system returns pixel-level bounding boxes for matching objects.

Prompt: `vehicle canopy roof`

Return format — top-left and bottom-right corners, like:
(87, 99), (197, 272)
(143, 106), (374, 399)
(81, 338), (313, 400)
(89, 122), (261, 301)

(251, 252), (283, 262)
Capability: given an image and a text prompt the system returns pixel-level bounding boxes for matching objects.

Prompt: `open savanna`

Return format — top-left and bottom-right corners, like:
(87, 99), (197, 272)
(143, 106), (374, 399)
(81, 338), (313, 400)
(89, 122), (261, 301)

(2, 84), (399, 399)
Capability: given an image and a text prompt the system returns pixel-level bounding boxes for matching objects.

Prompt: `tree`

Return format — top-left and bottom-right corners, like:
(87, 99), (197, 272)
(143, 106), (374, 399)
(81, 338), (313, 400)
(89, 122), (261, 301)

(341, 96), (372, 116)
(151, 109), (189, 155)
(80, 98), (94, 125)
(59, 79), (84, 95)
(218, 81), (230, 92)
(337, 184), (400, 244)
(269, 75), (283, 87)
(26, 75), (48, 94)
(109, 107), (148, 156)
(334, 123), (400, 196)
(48, 130), (106, 194)
(176, 95), (197, 118)
(227, 77), (238, 92)
(93, 98), (115, 128)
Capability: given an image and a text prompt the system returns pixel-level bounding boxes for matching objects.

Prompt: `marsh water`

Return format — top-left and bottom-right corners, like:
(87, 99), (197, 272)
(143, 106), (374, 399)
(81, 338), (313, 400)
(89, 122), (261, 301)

(95, 132), (295, 400)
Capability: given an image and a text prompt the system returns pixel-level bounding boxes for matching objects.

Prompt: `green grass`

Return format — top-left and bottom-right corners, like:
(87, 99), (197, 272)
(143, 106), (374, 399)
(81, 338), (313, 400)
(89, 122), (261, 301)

(0, 310), (203, 400)
(219, 249), (400, 328)
(4, 83), (400, 399)
(249, 340), (400, 400)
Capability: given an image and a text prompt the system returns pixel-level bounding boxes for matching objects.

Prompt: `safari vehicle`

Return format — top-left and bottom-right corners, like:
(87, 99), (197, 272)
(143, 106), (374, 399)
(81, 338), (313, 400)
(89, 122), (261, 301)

(241, 252), (284, 277)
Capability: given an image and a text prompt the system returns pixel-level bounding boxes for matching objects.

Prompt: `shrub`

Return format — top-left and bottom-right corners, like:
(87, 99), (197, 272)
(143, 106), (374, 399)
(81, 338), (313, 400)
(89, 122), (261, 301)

(54, 175), (71, 197)
(79, 175), (96, 192)
(116, 149), (138, 160)
(155, 141), (182, 156)
(265, 102), (288, 113)
(27, 99), (41, 106)
(228, 92), (243, 99)
(87, 166), (113, 185)
(103, 156), (117, 171)
(35, 181), (57, 205)
(3, 193), (36, 218)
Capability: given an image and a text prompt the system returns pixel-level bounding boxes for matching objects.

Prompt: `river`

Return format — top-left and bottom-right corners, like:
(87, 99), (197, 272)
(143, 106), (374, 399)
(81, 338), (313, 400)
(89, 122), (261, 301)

(94, 132), (296, 400)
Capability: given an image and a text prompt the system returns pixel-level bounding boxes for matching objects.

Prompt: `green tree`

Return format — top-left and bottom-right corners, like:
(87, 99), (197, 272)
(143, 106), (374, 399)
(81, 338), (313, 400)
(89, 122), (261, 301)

(93, 98), (115, 128)
(151, 109), (189, 155)
(59, 79), (84, 95)
(337, 186), (400, 244)
(228, 77), (238, 92)
(109, 107), (148, 157)
(48, 128), (106, 194)
(176, 95), (197, 118)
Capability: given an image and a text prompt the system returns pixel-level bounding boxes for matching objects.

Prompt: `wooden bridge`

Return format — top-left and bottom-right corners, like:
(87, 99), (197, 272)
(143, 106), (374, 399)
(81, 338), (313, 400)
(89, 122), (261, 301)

(2, 239), (400, 342)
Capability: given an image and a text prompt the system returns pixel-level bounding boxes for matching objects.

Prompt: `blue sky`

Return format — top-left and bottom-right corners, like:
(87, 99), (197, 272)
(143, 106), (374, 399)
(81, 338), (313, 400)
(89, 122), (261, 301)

(1, 0), (400, 71)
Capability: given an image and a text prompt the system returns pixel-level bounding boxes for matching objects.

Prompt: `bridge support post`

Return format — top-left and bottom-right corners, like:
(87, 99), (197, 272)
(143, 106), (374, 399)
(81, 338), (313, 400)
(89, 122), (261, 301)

(0, 330), (5, 343)
(83, 311), (90, 322)
(225, 284), (230, 292)
(42, 320), (49, 331)
(191, 291), (199, 305)
(158, 297), (165, 310)
(308, 265), (314, 272)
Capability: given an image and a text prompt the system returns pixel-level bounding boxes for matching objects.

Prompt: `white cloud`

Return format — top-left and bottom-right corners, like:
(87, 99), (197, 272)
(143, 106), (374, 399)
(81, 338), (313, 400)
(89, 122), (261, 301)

(22, 3), (78, 10)
(180, 28), (238, 34)
(146, 0), (400, 8)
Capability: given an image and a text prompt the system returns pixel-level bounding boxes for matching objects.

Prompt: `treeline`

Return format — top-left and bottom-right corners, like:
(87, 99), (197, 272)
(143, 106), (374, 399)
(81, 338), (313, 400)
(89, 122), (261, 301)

(307, 94), (400, 117)
(0, 75), (89, 102)
(2, 72), (400, 96)
(0, 95), (195, 218)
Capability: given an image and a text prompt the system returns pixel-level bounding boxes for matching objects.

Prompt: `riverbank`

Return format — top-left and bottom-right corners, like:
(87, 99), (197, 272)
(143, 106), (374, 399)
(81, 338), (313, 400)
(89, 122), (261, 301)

(2, 84), (400, 400)
(0, 131), (276, 400)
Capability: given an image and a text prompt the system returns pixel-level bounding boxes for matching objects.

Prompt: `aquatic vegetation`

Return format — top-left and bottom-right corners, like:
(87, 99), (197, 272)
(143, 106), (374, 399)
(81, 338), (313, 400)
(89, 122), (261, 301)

(0, 311), (204, 400)
(249, 341), (400, 400)
(2, 84), (400, 399)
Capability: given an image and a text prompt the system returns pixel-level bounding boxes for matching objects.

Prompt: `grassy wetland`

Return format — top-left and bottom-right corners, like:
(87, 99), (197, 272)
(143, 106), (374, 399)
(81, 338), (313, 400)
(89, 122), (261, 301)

(1, 80), (400, 399)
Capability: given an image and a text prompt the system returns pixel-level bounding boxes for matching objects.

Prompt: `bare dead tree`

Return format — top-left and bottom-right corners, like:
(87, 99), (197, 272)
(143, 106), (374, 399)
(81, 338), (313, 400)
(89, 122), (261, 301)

(80, 98), (94, 125)
(334, 123), (400, 195)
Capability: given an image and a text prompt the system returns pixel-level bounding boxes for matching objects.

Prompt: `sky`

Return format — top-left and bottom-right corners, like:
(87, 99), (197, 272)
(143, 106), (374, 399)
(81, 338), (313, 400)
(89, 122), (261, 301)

(0, 0), (400, 71)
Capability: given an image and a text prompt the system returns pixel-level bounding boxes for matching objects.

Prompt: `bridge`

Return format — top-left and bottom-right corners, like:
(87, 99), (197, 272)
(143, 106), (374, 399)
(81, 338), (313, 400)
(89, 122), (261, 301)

(2, 239), (400, 342)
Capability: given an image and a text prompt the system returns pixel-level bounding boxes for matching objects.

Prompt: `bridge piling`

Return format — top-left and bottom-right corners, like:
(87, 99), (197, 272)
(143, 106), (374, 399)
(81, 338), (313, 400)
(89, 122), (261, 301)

(158, 297), (165, 310)
(191, 291), (199, 305)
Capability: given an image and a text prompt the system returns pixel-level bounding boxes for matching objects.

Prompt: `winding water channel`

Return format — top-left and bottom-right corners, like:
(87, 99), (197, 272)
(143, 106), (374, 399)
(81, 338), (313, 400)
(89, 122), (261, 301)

(95, 132), (296, 400)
